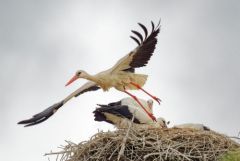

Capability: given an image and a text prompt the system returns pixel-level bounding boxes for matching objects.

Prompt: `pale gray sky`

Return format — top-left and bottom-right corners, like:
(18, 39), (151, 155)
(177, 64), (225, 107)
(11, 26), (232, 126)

(1, 0), (240, 161)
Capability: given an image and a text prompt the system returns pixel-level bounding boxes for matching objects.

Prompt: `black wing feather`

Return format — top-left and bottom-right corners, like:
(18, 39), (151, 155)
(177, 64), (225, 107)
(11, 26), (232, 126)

(131, 30), (143, 42)
(129, 21), (160, 68)
(107, 100), (122, 106)
(151, 21), (155, 33)
(18, 101), (64, 127)
(130, 36), (140, 45)
(138, 23), (148, 39)
(75, 85), (100, 97)
(122, 68), (135, 73)
(93, 105), (140, 124)
(18, 84), (100, 127)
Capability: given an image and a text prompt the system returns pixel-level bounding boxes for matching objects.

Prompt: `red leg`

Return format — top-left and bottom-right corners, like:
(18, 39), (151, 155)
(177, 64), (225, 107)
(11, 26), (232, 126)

(130, 82), (161, 105)
(124, 90), (156, 122)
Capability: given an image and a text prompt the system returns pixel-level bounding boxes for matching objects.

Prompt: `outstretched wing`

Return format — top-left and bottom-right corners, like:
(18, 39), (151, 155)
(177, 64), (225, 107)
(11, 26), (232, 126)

(18, 81), (100, 127)
(110, 21), (161, 73)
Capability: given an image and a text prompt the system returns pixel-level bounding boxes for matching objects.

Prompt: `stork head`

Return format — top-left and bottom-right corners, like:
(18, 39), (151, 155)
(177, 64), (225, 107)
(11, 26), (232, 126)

(65, 70), (88, 86)
(157, 117), (170, 128)
(147, 99), (153, 110)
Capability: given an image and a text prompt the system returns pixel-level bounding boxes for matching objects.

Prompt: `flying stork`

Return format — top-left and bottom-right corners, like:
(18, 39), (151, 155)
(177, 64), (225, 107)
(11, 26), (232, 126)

(18, 21), (161, 127)
(93, 97), (168, 129)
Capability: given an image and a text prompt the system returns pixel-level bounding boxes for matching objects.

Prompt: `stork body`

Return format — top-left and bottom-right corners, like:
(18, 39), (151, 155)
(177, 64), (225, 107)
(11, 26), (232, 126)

(173, 123), (210, 131)
(78, 70), (147, 92)
(93, 97), (167, 129)
(18, 21), (161, 127)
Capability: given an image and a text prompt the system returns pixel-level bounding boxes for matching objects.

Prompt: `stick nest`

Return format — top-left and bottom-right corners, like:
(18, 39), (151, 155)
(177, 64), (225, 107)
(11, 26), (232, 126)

(48, 128), (240, 161)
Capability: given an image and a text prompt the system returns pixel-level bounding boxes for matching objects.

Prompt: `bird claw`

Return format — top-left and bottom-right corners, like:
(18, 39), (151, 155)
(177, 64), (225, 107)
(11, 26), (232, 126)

(152, 96), (161, 105)
(149, 113), (157, 122)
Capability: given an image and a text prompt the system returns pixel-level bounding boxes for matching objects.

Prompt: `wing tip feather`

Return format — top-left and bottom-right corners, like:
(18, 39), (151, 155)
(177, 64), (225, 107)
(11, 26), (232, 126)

(130, 20), (161, 46)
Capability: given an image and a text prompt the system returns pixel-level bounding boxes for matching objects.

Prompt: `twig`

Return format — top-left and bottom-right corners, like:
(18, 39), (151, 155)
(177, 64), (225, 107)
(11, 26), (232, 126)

(45, 151), (71, 156)
(117, 115), (135, 161)
(108, 145), (120, 160)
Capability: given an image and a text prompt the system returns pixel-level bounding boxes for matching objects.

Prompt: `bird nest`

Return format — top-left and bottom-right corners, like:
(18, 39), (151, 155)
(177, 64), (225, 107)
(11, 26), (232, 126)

(47, 127), (240, 161)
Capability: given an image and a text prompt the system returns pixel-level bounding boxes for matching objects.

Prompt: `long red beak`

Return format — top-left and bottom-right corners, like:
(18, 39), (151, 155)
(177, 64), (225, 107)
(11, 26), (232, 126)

(65, 75), (78, 86)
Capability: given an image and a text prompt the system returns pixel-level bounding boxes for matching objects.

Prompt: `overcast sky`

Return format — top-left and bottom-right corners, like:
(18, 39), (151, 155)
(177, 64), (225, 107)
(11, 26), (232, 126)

(1, 0), (240, 161)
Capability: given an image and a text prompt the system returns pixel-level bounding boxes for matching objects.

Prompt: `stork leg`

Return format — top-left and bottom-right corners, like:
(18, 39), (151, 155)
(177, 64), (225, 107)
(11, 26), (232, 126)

(130, 82), (161, 104)
(124, 89), (156, 122)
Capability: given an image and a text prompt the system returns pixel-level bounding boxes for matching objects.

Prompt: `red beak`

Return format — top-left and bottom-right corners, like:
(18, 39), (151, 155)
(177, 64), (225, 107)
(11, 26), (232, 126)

(65, 75), (78, 86)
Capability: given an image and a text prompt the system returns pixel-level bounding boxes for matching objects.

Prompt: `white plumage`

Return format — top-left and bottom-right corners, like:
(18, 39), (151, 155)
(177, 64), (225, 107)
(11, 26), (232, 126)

(93, 97), (167, 129)
(173, 123), (210, 131)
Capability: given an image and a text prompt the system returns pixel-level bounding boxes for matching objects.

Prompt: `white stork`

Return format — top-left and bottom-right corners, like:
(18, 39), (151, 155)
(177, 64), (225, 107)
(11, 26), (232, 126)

(93, 97), (168, 129)
(18, 21), (161, 127)
(173, 123), (210, 131)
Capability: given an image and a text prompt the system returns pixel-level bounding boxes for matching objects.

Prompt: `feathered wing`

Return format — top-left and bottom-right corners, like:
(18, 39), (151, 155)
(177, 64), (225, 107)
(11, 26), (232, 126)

(93, 104), (141, 124)
(18, 81), (100, 127)
(110, 21), (161, 73)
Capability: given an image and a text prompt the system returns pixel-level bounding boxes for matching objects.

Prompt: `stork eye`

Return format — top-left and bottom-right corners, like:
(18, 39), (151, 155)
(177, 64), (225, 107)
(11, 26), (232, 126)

(76, 72), (82, 76)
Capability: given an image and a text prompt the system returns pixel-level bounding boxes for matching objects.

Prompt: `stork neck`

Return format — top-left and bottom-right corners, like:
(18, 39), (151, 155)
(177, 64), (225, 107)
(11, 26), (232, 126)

(83, 73), (98, 82)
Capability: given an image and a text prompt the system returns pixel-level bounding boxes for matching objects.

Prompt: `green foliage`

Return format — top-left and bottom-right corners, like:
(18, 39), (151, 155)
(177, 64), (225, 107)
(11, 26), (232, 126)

(220, 148), (240, 161)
